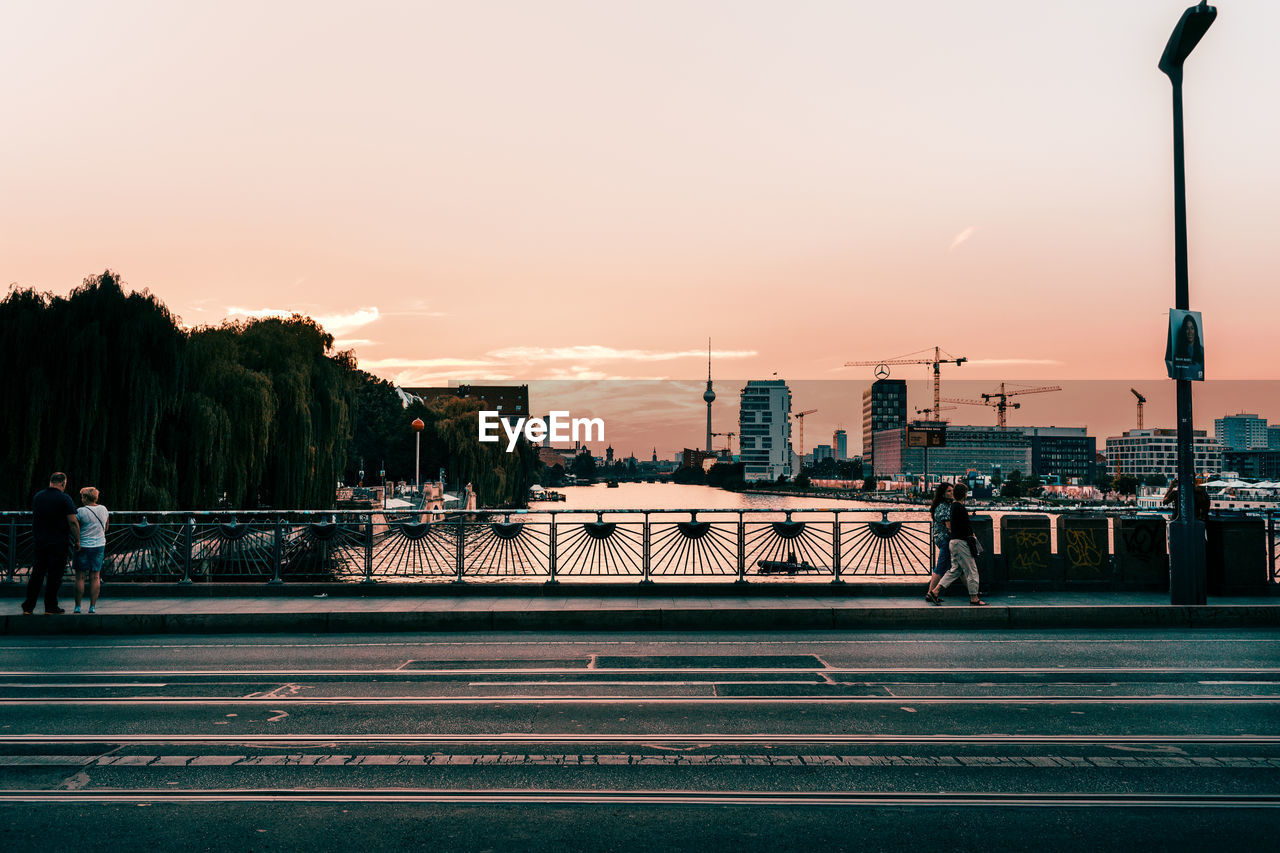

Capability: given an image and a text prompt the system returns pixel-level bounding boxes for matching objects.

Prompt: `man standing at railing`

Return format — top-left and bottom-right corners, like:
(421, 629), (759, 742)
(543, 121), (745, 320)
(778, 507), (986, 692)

(22, 472), (80, 616)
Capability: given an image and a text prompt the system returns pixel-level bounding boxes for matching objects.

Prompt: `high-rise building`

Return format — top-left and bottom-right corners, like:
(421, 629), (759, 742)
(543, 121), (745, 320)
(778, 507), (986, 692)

(739, 380), (792, 481)
(832, 429), (848, 461)
(861, 379), (907, 471)
(1105, 428), (1223, 479)
(1215, 413), (1269, 451)
(1270, 426), (1280, 450)
(811, 444), (834, 464)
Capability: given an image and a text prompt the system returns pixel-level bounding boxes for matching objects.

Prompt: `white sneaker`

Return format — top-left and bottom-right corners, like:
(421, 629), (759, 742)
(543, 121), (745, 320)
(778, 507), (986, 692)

(88, 606), (96, 614)
(73, 606), (81, 614)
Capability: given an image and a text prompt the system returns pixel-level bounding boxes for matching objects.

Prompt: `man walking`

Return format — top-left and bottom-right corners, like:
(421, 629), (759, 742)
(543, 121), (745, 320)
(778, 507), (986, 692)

(22, 472), (80, 616)
(936, 482), (988, 606)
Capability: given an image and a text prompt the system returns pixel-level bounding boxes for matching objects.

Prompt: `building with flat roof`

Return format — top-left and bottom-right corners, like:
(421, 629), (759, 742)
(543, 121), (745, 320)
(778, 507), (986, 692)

(1019, 426), (1096, 482)
(861, 379), (906, 471)
(1215, 413), (1268, 451)
(402, 384), (530, 424)
(739, 380), (792, 481)
(873, 424), (1032, 480)
(832, 429), (848, 461)
(1105, 428), (1223, 479)
(1223, 449), (1280, 480)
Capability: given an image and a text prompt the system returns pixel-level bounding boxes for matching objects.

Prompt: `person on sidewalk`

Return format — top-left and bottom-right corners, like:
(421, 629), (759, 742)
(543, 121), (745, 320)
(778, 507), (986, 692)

(22, 472), (81, 616)
(73, 486), (109, 614)
(925, 482), (954, 605)
(936, 482), (987, 606)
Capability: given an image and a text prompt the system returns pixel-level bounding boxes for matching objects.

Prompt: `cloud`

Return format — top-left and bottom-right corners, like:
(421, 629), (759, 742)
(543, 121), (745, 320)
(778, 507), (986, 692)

(488, 346), (757, 362)
(966, 358), (1063, 366)
(226, 306), (382, 336)
(948, 226), (976, 251)
(359, 357), (500, 369)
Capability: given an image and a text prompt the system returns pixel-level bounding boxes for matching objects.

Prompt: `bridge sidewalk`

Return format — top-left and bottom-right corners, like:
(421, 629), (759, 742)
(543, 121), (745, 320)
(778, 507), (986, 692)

(2, 590), (1277, 634)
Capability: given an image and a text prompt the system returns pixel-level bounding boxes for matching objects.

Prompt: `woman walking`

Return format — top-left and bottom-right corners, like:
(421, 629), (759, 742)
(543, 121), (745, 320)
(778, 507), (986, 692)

(73, 486), (109, 614)
(936, 482), (987, 606)
(925, 482), (953, 605)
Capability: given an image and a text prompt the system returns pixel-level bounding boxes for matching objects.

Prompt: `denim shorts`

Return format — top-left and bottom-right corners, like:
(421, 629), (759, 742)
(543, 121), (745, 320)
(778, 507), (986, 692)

(932, 539), (952, 576)
(74, 546), (105, 574)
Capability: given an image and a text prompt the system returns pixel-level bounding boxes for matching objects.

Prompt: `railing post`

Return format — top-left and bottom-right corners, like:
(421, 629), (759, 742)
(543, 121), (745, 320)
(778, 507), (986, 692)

(640, 511), (652, 585)
(1264, 507), (1274, 581)
(362, 511), (376, 585)
(735, 511), (747, 584)
(831, 511), (844, 584)
(178, 515), (194, 585)
(547, 512), (558, 585)
(4, 518), (16, 583)
(453, 511), (466, 584)
(267, 515), (284, 585)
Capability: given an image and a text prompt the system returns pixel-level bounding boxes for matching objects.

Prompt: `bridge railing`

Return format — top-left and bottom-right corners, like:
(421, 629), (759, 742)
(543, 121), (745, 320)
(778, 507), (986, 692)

(0, 508), (1276, 588)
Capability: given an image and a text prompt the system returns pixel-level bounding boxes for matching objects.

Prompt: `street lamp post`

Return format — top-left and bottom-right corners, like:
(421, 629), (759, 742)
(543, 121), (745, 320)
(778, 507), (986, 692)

(1159, 2), (1216, 605)
(411, 418), (425, 496)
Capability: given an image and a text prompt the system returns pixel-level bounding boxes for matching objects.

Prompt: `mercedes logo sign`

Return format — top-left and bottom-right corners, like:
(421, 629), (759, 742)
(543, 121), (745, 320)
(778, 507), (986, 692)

(874, 364), (890, 379)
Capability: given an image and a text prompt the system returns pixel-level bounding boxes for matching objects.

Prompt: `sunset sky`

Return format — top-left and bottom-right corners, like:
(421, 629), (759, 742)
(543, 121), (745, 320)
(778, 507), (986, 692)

(3, 1), (1277, 451)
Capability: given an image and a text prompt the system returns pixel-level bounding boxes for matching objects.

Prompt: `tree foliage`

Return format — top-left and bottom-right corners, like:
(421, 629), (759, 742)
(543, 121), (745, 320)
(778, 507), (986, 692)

(1, 272), (531, 509)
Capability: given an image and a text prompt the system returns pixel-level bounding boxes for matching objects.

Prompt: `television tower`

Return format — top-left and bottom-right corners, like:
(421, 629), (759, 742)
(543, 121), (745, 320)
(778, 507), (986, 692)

(703, 338), (715, 452)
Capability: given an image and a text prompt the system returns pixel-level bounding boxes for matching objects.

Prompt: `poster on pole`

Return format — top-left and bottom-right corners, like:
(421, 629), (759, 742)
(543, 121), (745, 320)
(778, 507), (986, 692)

(1165, 309), (1204, 381)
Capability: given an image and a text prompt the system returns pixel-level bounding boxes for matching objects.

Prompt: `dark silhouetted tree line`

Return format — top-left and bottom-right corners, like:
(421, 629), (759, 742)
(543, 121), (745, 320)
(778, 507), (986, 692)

(2, 271), (536, 509)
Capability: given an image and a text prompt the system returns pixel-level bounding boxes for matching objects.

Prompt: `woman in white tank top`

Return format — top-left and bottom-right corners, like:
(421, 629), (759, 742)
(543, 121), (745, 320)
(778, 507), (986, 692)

(74, 486), (109, 614)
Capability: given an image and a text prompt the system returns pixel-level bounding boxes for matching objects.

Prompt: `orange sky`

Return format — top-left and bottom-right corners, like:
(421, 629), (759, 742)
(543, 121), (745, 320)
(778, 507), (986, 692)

(3, 0), (1278, 392)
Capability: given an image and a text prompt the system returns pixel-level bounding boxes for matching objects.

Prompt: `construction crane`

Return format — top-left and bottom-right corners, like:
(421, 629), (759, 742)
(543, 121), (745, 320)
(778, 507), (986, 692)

(844, 346), (966, 414)
(915, 405), (956, 419)
(710, 431), (736, 455)
(792, 409), (817, 460)
(942, 383), (1063, 428)
(1131, 388), (1146, 429)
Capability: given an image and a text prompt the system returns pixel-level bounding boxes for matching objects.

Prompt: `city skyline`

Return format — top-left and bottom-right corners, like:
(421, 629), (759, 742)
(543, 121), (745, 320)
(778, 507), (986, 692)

(4, 1), (1278, 386)
(505, 378), (1280, 462)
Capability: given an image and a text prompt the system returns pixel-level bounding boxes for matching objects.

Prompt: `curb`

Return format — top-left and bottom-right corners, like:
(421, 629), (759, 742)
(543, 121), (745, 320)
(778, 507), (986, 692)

(3, 605), (1278, 635)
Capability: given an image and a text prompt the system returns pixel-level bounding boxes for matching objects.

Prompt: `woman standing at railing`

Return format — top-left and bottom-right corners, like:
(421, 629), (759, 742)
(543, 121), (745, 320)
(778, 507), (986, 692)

(73, 487), (109, 614)
(925, 482), (954, 606)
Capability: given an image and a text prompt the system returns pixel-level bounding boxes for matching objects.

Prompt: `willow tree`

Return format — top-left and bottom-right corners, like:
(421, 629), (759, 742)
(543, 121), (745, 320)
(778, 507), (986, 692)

(0, 272), (183, 508)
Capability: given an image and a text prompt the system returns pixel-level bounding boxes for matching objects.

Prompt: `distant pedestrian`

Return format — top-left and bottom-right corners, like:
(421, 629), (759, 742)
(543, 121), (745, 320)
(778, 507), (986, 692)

(73, 486), (109, 614)
(22, 473), (80, 616)
(925, 482), (954, 605)
(936, 482), (987, 606)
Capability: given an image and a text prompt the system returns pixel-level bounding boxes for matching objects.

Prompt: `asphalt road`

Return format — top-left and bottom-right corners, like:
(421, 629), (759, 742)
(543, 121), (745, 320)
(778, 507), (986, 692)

(1, 629), (1278, 851)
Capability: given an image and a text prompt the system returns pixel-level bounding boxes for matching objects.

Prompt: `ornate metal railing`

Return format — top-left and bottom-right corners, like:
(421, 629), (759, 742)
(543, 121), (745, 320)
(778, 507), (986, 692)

(1, 508), (1275, 586)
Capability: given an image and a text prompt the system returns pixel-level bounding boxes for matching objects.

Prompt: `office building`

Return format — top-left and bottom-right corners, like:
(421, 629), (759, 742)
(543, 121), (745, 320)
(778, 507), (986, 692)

(873, 424), (1032, 480)
(1019, 427), (1097, 482)
(833, 429), (848, 461)
(861, 379), (907, 471)
(739, 380), (792, 481)
(1271, 426), (1280, 450)
(403, 384), (530, 424)
(1214, 413), (1268, 451)
(810, 444), (834, 464)
(1223, 450), (1280, 480)
(1105, 428), (1223, 480)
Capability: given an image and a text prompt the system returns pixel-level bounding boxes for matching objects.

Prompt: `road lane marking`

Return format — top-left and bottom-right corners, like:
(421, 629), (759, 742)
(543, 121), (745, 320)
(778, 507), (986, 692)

(1, 667), (1275, 677)
(0, 789), (1277, 808)
(0, 695), (1276, 705)
(4, 734), (1277, 745)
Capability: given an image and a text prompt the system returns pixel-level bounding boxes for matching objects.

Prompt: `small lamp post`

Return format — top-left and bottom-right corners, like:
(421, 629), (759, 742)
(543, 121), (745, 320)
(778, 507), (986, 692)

(1159, 2), (1216, 605)
(411, 418), (425, 495)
